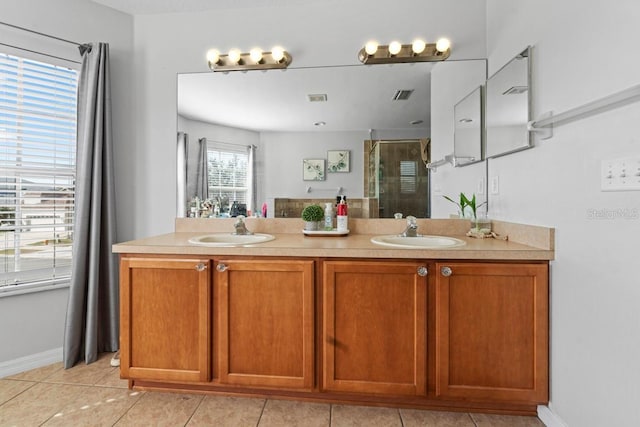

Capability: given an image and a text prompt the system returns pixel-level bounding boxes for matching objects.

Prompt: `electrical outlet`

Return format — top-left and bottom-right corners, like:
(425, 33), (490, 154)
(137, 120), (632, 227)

(490, 176), (500, 195)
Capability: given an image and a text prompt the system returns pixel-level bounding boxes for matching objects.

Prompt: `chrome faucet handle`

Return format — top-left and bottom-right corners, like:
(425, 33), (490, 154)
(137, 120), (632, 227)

(406, 216), (417, 227)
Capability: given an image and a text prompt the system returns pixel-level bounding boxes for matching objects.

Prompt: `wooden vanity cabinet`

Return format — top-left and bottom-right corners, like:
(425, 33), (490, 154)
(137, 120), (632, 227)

(119, 256), (211, 382)
(322, 260), (428, 396)
(434, 262), (548, 404)
(118, 253), (549, 414)
(215, 258), (315, 390)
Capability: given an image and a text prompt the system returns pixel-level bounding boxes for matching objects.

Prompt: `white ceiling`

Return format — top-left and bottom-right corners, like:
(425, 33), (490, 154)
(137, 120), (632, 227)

(91, 0), (320, 15)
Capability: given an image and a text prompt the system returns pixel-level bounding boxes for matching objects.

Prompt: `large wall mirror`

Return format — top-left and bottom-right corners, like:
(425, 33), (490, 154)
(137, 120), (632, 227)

(177, 61), (486, 218)
(485, 47), (532, 158)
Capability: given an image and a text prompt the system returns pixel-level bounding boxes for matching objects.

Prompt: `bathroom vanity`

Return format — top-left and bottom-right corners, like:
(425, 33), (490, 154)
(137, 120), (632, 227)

(113, 218), (553, 415)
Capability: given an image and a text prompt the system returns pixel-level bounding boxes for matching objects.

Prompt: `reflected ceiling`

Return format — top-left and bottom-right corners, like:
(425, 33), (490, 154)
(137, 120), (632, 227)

(178, 64), (433, 133)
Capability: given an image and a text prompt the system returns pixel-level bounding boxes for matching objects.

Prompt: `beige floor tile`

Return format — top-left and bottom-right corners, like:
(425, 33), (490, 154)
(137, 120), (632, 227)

(94, 367), (129, 389)
(41, 387), (144, 426)
(470, 413), (545, 427)
(114, 391), (203, 426)
(0, 379), (36, 405)
(258, 399), (330, 427)
(43, 358), (117, 386)
(187, 395), (265, 427)
(331, 404), (402, 427)
(0, 382), (87, 426)
(400, 408), (476, 427)
(5, 362), (64, 382)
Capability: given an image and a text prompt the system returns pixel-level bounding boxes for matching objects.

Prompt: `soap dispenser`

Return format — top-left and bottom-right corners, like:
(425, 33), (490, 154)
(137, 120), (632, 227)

(336, 196), (348, 232)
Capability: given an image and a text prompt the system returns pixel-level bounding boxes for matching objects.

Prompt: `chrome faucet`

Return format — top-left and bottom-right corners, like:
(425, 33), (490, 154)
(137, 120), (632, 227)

(232, 215), (253, 235)
(399, 215), (420, 237)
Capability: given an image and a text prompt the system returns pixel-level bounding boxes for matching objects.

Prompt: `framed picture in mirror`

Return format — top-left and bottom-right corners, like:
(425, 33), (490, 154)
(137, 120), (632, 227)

(303, 159), (325, 181)
(327, 150), (350, 173)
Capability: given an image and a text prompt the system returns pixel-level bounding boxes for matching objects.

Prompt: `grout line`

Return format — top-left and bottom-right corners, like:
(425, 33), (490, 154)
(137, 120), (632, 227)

(255, 398), (268, 426)
(184, 393), (206, 426)
(329, 403), (333, 426)
(468, 412), (479, 426)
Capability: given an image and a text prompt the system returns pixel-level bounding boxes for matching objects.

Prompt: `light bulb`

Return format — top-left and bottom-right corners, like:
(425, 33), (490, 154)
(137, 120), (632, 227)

(412, 39), (426, 54)
(206, 49), (220, 64)
(249, 48), (263, 63)
(388, 41), (402, 56)
(228, 48), (242, 64)
(364, 41), (378, 56)
(436, 38), (451, 53)
(271, 46), (285, 62)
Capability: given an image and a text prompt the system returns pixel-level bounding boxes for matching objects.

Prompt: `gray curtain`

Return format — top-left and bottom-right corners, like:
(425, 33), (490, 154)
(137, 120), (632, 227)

(63, 42), (118, 368)
(195, 137), (209, 200)
(176, 132), (188, 217)
(185, 137), (208, 202)
(247, 145), (257, 215)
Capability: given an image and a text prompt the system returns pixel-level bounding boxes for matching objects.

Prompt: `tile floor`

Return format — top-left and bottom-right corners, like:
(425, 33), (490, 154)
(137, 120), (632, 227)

(0, 353), (545, 426)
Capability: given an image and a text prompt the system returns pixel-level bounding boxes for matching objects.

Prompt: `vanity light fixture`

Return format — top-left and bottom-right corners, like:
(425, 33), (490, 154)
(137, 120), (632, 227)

(358, 37), (451, 64)
(206, 46), (292, 72)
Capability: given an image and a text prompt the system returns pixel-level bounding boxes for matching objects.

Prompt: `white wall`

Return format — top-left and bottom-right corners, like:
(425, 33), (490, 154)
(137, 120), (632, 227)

(0, 0), (133, 367)
(132, 0), (487, 237)
(487, 1), (640, 426)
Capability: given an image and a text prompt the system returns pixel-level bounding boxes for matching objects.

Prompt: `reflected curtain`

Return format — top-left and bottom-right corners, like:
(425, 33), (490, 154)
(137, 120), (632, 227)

(63, 42), (118, 368)
(247, 145), (257, 215)
(195, 138), (209, 200)
(185, 137), (208, 203)
(176, 132), (188, 217)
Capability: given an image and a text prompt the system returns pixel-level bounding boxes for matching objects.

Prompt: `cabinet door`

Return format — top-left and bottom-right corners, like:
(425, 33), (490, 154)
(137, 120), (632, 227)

(323, 260), (427, 396)
(216, 259), (314, 389)
(435, 262), (548, 403)
(120, 257), (211, 382)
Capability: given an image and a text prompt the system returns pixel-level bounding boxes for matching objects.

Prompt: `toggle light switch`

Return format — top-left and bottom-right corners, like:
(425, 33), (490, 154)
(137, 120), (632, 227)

(601, 156), (640, 191)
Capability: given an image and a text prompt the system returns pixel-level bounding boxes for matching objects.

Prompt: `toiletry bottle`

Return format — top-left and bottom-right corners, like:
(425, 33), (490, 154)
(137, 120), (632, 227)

(324, 202), (334, 231)
(336, 196), (348, 232)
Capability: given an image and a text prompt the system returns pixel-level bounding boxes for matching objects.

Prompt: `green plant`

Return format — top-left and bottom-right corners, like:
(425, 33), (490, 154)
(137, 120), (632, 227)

(301, 204), (324, 222)
(443, 193), (486, 219)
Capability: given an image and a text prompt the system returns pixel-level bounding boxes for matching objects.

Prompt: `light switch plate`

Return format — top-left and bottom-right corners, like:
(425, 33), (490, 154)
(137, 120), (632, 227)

(601, 156), (640, 191)
(490, 176), (499, 195)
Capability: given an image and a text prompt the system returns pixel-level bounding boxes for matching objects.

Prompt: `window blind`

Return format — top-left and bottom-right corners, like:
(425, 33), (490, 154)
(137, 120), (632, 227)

(0, 52), (78, 289)
(400, 160), (417, 194)
(207, 144), (248, 205)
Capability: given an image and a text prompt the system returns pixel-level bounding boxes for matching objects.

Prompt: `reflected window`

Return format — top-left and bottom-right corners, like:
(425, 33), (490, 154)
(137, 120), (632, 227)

(207, 144), (248, 204)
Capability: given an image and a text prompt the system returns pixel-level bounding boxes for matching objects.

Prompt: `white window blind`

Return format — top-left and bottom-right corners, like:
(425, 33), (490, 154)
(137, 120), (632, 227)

(400, 160), (417, 194)
(207, 143), (248, 204)
(0, 52), (78, 289)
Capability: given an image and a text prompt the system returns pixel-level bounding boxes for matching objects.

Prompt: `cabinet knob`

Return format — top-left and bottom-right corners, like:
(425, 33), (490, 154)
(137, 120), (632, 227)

(216, 263), (227, 272)
(195, 263), (207, 272)
(417, 266), (428, 277)
(441, 266), (452, 277)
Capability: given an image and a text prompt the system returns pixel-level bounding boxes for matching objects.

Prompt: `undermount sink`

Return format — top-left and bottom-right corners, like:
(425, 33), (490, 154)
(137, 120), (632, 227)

(188, 233), (275, 247)
(370, 235), (466, 249)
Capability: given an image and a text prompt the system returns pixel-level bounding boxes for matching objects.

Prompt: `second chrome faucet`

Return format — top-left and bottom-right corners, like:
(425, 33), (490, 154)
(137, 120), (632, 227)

(399, 216), (420, 237)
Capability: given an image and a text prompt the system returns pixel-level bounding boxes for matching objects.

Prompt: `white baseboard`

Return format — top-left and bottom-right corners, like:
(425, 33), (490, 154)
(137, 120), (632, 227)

(0, 348), (63, 379)
(538, 404), (569, 427)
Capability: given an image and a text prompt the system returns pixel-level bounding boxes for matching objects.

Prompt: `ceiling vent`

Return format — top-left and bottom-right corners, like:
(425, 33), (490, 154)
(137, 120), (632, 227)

(502, 86), (528, 95)
(307, 93), (328, 102)
(392, 89), (414, 101)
